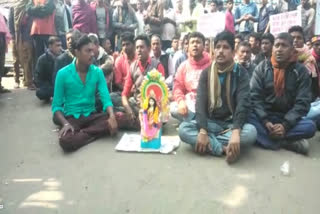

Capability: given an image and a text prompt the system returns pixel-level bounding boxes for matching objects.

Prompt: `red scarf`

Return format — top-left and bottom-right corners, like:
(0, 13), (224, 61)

(271, 52), (298, 97)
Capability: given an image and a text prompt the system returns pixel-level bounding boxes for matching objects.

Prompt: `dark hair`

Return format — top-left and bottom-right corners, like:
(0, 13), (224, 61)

(75, 34), (93, 50)
(217, 0), (223, 6)
(235, 33), (244, 41)
(261, 33), (275, 44)
(134, 34), (151, 47)
(210, 0), (218, 5)
(172, 35), (180, 41)
(237, 41), (251, 51)
(288, 25), (305, 41)
(121, 32), (135, 43)
(48, 36), (61, 46)
(226, 0), (233, 3)
(66, 29), (82, 50)
(182, 33), (190, 43)
(276, 32), (294, 46)
(249, 32), (261, 43)
(214, 31), (235, 50)
(188, 32), (205, 45)
(151, 34), (162, 44)
(66, 28), (79, 36)
(100, 62), (113, 76)
(88, 33), (99, 45)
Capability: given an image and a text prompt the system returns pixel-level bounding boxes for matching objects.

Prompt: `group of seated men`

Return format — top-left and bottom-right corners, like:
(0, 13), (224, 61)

(33, 27), (320, 163)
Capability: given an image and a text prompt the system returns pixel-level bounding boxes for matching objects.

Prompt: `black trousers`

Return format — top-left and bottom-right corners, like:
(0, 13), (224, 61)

(36, 81), (53, 101)
(32, 35), (50, 72)
(162, 40), (172, 51)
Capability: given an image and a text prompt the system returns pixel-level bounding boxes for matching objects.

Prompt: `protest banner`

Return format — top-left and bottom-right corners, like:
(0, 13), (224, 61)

(270, 10), (301, 36)
(197, 12), (225, 38)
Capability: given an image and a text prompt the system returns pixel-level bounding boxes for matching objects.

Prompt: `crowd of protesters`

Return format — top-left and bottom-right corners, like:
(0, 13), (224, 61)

(0, 0), (319, 163)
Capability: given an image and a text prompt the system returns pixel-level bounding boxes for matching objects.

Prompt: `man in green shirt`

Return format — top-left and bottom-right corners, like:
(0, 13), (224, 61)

(52, 35), (118, 152)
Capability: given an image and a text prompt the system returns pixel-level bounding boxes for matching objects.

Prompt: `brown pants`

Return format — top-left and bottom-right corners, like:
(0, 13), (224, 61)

(57, 112), (140, 152)
(17, 41), (33, 87)
(12, 41), (20, 84)
(59, 113), (111, 152)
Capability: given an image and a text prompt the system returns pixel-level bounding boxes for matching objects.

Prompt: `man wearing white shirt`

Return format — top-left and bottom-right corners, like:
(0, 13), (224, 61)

(150, 34), (174, 89)
(135, 0), (145, 36)
(162, 0), (177, 51)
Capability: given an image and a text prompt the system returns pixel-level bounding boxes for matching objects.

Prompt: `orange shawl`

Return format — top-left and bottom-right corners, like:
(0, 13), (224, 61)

(271, 52), (298, 97)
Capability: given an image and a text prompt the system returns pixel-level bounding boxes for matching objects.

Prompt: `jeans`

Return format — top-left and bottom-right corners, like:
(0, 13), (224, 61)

(249, 113), (316, 150)
(305, 99), (320, 129)
(179, 119), (257, 156)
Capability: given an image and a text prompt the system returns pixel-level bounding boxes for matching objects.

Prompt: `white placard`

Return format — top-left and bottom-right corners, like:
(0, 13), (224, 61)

(270, 10), (302, 36)
(197, 12), (225, 38)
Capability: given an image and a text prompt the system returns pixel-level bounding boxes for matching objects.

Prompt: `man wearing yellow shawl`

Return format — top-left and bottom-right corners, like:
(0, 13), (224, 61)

(179, 31), (257, 163)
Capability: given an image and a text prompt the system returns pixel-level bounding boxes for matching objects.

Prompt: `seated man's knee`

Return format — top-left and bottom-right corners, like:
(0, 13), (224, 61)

(178, 121), (196, 143)
(58, 131), (87, 152)
(59, 136), (76, 152)
(36, 88), (52, 100)
(241, 123), (257, 145)
(301, 120), (316, 138)
(36, 89), (46, 100)
(52, 114), (61, 126)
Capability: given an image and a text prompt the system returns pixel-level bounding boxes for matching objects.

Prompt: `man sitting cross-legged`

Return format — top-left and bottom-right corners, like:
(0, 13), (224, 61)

(179, 31), (257, 163)
(249, 33), (316, 155)
(172, 32), (211, 122)
(52, 35), (118, 152)
(34, 36), (62, 102)
(121, 34), (165, 129)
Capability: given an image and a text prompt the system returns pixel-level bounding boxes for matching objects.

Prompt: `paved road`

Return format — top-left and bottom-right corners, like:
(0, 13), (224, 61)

(0, 79), (320, 214)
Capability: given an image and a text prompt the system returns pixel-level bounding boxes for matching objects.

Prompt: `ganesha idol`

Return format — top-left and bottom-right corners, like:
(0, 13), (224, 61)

(139, 69), (169, 149)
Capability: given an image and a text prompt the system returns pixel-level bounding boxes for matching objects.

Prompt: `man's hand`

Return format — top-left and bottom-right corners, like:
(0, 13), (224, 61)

(242, 15), (249, 21)
(107, 114), (118, 136)
(125, 105), (136, 122)
(136, 93), (142, 106)
(246, 14), (254, 21)
(226, 129), (240, 163)
(177, 100), (188, 117)
(59, 123), (74, 138)
(195, 130), (210, 154)
(271, 123), (286, 138)
(265, 122), (274, 133)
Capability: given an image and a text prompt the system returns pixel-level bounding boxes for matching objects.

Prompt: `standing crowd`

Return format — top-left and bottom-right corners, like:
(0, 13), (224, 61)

(0, 0), (319, 163)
